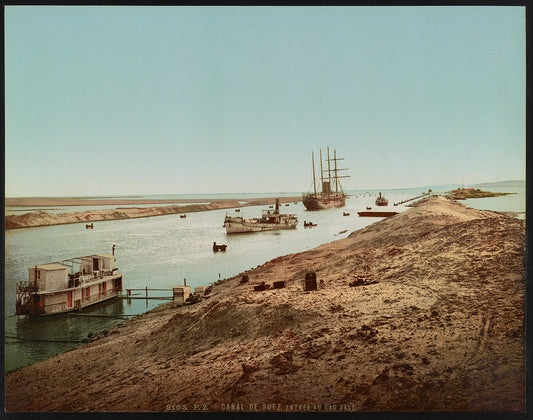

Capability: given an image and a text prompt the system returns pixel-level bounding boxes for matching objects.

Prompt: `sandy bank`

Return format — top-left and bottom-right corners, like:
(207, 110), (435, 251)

(6, 196), (300, 207)
(5, 196), (300, 230)
(5, 196), (525, 412)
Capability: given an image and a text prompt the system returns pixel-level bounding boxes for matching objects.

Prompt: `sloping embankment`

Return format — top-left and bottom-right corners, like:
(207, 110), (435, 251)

(5, 196), (525, 412)
(5, 197), (299, 230)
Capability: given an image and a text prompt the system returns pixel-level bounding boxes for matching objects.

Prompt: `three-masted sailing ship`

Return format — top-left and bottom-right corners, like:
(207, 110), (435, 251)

(302, 147), (350, 210)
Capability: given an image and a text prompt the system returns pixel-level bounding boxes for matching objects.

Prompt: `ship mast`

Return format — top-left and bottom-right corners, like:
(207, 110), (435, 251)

(334, 149), (338, 193)
(319, 148), (324, 192)
(327, 146), (331, 191)
(325, 147), (350, 194)
(312, 151), (317, 195)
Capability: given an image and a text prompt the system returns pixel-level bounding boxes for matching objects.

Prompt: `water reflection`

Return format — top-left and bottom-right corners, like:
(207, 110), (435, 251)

(6, 299), (120, 371)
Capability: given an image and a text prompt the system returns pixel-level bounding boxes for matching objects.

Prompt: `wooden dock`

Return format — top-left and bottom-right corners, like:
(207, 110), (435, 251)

(119, 288), (174, 300)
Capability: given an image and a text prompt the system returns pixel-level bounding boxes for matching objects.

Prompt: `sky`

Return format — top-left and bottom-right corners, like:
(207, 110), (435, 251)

(4, 6), (526, 197)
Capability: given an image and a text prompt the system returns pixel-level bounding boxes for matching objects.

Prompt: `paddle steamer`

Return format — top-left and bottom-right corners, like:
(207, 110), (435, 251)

(16, 250), (123, 316)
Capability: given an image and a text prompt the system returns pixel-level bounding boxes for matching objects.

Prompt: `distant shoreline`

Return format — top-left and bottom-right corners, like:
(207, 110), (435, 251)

(4, 196), (301, 230)
(5, 196), (292, 207)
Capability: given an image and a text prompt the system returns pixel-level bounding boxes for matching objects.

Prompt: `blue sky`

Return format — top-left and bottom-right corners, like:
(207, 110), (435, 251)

(5, 6), (525, 197)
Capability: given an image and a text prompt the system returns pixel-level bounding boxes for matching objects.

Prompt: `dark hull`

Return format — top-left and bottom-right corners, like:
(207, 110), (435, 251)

(302, 194), (346, 210)
(16, 293), (120, 316)
(357, 211), (398, 217)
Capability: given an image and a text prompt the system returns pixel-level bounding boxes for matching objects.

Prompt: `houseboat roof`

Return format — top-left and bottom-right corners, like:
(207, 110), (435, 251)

(77, 254), (114, 261)
(29, 263), (68, 271)
(30, 254), (115, 270)
(96, 254), (114, 259)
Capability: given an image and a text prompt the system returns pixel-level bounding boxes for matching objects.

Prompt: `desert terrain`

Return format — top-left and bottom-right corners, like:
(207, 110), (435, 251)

(5, 196), (300, 230)
(5, 196), (525, 412)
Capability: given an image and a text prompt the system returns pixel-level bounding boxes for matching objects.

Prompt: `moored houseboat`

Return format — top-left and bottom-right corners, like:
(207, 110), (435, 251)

(15, 252), (123, 316)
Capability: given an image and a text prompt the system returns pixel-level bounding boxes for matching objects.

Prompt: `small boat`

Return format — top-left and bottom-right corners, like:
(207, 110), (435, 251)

(212, 242), (227, 252)
(375, 192), (388, 206)
(235, 209), (240, 212)
(366, 206), (372, 210)
(224, 199), (298, 234)
(302, 147), (350, 210)
(304, 221), (317, 227)
(343, 212), (350, 216)
(15, 248), (123, 316)
(85, 223), (94, 229)
(180, 214), (187, 218)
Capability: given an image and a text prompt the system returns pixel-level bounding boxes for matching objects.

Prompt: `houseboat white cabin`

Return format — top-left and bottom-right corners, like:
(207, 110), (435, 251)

(16, 253), (123, 316)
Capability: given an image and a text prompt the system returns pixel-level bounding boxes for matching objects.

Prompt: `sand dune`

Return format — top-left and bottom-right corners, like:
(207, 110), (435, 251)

(5, 197), (300, 230)
(5, 196), (525, 412)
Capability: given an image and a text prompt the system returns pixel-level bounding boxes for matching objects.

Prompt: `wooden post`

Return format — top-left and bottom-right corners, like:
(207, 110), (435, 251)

(184, 278), (187, 287)
(146, 286), (148, 299)
(304, 272), (318, 291)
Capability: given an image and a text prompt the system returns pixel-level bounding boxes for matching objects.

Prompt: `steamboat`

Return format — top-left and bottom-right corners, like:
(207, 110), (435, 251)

(224, 199), (298, 234)
(303, 147), (350, 210)
(375, 192), (389, 206)
(15, 249), (123, 316)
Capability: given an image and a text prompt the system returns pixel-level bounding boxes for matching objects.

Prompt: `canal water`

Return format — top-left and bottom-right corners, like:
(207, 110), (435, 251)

(4, 186), (525, 372)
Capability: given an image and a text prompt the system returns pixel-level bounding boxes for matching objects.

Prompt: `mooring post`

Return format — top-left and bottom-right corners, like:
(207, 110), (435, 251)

(184, 278), (187, 287)
(146, 286), (148, 299)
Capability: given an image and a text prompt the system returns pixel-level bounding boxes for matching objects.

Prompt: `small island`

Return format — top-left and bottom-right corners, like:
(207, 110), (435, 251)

(446, 187), (513, 200)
